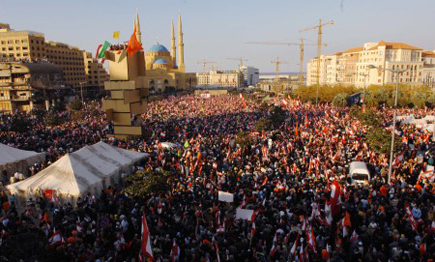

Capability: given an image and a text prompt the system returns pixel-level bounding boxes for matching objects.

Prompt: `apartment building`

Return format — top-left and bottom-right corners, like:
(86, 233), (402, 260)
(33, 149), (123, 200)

(0, 62), (65, 113)
(45, 41), (86, 87)
(307, 41), (435, 87)
(0, 23), (108, 89)
(83, 52), (109, 87)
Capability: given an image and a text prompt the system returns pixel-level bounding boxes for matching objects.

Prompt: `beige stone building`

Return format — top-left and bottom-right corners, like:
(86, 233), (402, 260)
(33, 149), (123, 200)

(196, 70), (243, 88)
(83, 52), (109, 87)
(307, 41), (435, 87)
(0, 22), (108, 89)
(0, 62), (65, 113)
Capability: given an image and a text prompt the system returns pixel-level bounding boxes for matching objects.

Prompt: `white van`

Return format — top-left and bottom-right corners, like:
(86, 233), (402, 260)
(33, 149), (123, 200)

(349, 161), (370, 185)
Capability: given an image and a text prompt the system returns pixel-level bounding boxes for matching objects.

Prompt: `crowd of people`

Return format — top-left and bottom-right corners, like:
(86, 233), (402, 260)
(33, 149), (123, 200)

(0, 109), (108, 184)
(0, 93), (434, 261)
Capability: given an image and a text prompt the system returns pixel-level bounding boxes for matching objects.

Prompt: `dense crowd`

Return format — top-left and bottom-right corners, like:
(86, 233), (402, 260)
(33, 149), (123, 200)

(0, 94), (434, 261)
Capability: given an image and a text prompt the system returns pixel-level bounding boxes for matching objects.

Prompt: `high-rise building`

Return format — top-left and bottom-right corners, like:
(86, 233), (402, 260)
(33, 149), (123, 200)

(306, 41), (435, 87)
(239, 66), (259, 86)
(0, 23), (108, 89)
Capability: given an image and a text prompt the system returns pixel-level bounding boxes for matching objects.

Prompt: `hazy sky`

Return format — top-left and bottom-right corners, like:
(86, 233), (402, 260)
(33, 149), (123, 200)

(1, 0), (435, 73)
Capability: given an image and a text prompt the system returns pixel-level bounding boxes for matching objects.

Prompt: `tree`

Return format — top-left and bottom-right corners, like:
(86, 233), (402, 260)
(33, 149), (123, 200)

(70, 99), (83, 111)
(125, 170), (171, 197)
(235, 131), (252, 149)
(332, 93), (349, 107)
(253, 119), (272, 132)
(45, 113), (63, 127)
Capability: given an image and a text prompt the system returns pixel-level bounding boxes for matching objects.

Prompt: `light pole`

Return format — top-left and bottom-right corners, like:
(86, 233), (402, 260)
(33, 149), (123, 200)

(368, 65), (406, 184)
(79, 81), (87, 109)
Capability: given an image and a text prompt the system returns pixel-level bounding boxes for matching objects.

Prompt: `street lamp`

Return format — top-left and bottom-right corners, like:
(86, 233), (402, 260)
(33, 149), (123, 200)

(79, 81), (87, 108)
(368, 64), (406, 184)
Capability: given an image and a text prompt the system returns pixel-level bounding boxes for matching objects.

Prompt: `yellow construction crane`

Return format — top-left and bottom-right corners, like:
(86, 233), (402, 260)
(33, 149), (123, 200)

(300, 19), (334, 104)
(271, 57), (288, 82)
(197, 59), (216, 86)
(226, 57), (248, 69)
(246, 38), (326, 85)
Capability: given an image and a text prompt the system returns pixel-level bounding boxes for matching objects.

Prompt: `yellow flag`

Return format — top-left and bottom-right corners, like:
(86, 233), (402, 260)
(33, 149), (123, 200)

(113, 31), (120, 39)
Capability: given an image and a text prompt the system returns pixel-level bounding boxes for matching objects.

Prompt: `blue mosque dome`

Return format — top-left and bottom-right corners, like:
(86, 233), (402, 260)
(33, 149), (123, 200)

(148, 44), (169, 52)
(153, 59), (168, 65)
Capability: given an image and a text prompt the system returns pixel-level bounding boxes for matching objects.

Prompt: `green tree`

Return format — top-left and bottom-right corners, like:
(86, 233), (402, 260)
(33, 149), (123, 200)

(125, 170), (171, 197)
(332, 93), (349, 107)
(70, 99), (83, 111)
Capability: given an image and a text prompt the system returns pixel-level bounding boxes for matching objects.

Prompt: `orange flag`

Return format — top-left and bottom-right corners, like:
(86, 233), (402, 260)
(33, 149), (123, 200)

(126, 25), (143, 57)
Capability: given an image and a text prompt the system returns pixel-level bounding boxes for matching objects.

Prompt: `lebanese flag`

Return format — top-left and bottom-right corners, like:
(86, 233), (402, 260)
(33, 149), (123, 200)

(170, 239), (180, 262)
(307, 227), (317, 253)
(261, 177), (268, 186)
(324, 200), (333, 226)
(44, 189), (54, 202)
(139, 213), (154, 261)
(299, 243), (306, 262)
(341, 211), (352, 237)
(270, 232), (278, 257)
(330, 180), (341, 216)
(405, 203), (418, 232)
(322, 244), (331, 262)
(212, 162), (218, 169)
(76, 223), (84, 233)
(290, 234), (299, 257)
(393, 152), (404, 167)
(239, 93), (244, 99)
(350, 230), (359, 243)
(49, 231), (63, 247)
(250, 222), (256, 242)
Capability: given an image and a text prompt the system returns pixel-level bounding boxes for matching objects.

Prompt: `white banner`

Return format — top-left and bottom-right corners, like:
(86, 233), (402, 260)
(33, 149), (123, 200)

(218, 191), (234, 202)
(236, 208), (254, 221)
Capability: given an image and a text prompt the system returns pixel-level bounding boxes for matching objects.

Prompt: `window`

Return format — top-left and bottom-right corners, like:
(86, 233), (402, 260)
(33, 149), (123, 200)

(8, 47), (13, 51)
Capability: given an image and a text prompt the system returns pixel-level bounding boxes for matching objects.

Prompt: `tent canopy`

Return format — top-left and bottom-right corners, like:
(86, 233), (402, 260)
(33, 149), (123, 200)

(7, 141), (147, 200)
(0, 143), (45, 175)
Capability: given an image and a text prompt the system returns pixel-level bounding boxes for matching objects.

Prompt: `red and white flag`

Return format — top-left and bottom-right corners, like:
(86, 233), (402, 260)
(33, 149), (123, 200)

(139, 213), (154, 262)
(170, 239), (180, 262)
(270, 231), (278, 257)
(49, 231), (63, 247)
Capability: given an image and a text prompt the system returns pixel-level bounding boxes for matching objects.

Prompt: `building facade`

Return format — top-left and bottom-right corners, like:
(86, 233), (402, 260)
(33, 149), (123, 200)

(307, 41), (435, 87)
(239, 66), (260, 86)
(0, 23), (108, 89)
(83, 52), (109, 87)
(196, 70), (243, 88)
(0, 62), (65, 113)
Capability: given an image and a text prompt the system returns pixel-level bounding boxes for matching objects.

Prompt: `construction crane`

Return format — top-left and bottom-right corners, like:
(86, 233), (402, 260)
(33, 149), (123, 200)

(246, 38), (326, 85)
(197, 59), (216, 86)
(300, 19), (334, 105)
(271, 57), (288, 82)
(226, 57), (248, 70)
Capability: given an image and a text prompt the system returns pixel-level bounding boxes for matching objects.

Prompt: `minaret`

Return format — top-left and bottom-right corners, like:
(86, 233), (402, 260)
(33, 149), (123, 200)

(135, 12), (142, 45)
(171, 20), (177, 66)
(178, 15), (185, 70)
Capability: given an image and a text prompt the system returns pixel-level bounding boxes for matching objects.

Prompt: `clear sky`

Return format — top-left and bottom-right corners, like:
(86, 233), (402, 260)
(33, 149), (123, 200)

(1, 0), (435, 73)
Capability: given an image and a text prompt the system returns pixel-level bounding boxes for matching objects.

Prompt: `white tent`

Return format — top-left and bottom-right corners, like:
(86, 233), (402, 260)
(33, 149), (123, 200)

(423, 115), (435, 122)
(0, 143), (45, 177)
(7, 141), (147, 203)
(399, 115), (415, 125)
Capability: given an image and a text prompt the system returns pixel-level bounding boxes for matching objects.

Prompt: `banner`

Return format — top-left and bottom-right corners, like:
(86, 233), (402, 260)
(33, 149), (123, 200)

(218, 191), (234, 202)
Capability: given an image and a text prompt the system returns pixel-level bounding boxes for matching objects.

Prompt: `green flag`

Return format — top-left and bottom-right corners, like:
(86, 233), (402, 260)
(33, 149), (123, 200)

(201, 107), (204, 112)
(97, 41), (111, 59)
(184, 140), (190, 148)
(263, 95), (271, 101)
